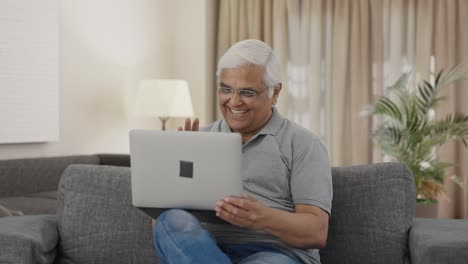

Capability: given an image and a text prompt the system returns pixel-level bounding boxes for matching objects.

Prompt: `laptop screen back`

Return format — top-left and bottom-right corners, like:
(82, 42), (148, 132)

(130, 130), (243, 211)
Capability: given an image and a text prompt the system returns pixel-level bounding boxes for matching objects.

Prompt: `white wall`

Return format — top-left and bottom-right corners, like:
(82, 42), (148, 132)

(0, 0), (217, 159)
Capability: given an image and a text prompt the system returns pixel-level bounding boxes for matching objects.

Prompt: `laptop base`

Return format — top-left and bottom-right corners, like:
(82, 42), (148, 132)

(138, 207), (229, 225)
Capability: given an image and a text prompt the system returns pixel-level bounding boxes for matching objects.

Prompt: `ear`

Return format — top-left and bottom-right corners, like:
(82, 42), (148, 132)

(272, 84), (282, 105)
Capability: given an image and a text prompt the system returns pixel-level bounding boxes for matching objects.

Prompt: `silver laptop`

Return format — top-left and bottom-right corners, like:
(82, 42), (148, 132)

(129, 129), (243, 213)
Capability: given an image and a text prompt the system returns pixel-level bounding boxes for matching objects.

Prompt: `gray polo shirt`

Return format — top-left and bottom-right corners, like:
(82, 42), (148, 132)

(201, 107), (332, 264)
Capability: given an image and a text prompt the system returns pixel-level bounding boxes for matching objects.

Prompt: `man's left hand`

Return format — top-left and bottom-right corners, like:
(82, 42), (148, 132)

(215, 195), (270, 229)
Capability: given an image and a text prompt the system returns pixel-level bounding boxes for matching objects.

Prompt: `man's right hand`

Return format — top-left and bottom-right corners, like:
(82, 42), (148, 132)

(178, 117), (199, 131)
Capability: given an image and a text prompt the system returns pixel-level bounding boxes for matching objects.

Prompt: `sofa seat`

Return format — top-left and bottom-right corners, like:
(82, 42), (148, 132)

(0, 215), (58, 263)
(0, 191), (58, 215)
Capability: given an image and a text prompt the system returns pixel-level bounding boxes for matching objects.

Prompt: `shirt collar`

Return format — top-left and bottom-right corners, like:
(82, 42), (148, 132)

(220, 107), (285, 136)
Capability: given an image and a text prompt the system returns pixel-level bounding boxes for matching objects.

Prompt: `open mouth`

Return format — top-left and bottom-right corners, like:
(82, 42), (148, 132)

(229, 108), (248, 118)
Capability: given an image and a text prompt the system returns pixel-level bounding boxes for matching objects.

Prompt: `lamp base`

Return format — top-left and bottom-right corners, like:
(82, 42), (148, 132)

(159, 116), (169, 131)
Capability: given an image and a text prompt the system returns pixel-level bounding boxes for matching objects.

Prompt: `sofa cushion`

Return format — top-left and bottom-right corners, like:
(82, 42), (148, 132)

(56, 164), (157, 264)
(320, 162), (415, 264)
(0, 215), (58, 264)
(0, 196), (57, 215)
(410, 218), (468, 264)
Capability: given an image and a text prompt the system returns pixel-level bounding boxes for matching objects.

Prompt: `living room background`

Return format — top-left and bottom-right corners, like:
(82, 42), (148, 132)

(1, 0), (467, 219)
(0, 0), (217, 160)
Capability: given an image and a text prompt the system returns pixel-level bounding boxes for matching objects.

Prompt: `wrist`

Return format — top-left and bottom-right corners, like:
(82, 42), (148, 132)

(259, 206), (275, 231)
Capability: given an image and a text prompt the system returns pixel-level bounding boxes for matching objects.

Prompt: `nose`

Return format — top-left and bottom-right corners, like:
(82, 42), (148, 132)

(229, 90), (243, 106)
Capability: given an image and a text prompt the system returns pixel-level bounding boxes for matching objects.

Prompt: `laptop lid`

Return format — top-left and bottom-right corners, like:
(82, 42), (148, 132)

(129, 129), (243, 213)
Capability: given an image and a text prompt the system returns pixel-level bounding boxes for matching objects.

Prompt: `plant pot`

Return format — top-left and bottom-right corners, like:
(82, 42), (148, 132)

(415, 202), (438, 218)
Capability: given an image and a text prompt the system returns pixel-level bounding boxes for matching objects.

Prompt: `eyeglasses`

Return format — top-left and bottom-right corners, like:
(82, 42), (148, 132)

(217, 84), (267, 100)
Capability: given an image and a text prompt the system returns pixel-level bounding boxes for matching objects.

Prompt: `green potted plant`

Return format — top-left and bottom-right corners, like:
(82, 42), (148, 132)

(364, 64), (468, 216)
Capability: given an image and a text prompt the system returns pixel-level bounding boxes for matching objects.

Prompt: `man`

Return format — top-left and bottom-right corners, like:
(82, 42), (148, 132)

(152, 39), (333, 264)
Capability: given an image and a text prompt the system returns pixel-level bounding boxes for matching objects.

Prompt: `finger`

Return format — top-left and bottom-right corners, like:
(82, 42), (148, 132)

(215, 206), (250, 227)
(217, 205), (257, 225)
(224, 197), (250, 210)
(192, 117), (199, 131)
(215, 207), (237, 225)
(217, 200), (243, 215)
(224, 197), (260, 222)
(184, 118), (191, 131)
(217, 200), (251, 221)
(226, 199), (259, 222)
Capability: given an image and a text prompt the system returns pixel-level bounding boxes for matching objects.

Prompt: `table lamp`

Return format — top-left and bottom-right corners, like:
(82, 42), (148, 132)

(135, 79), (194, 130)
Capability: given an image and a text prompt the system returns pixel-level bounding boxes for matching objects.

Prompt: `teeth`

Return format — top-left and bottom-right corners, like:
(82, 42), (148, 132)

(231, 109), (247, 115)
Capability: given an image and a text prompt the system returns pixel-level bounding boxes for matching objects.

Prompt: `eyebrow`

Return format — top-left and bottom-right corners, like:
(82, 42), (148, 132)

(219, 82), (257, 91)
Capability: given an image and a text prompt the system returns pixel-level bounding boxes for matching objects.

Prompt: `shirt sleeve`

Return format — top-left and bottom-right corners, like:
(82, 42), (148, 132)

(290, 136), (333, 215)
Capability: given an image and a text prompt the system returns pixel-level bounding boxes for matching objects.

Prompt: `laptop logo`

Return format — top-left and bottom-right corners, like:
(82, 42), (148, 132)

(179, 160), (193, 179)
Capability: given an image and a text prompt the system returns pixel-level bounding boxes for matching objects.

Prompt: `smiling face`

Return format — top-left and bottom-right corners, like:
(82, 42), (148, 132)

(219, 64), (281, 139)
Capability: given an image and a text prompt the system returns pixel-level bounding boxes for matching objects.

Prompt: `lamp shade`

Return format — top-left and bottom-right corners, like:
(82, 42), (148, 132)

(135, 79), (194, 117)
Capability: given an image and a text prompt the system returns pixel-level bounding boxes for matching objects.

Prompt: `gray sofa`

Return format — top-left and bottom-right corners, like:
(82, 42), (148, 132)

(1, 156), (468, 264)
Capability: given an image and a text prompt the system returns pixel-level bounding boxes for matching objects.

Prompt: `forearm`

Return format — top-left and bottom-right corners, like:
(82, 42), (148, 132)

(216, 197), (329, 249)
(261, 207), (327, 249)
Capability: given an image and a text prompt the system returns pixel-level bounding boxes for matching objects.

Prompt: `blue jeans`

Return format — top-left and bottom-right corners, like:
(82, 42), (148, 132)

(153, 209), (301, 264)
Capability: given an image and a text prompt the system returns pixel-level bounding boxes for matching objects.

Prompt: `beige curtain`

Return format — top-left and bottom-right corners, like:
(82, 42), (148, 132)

(285, 0), (468, 218)
(216, 0), (289, 118)
(216, 0), (468, 218)
(286, 0), (373, 166)
(377, 0), (468, 218)
(432, 0), (468, 219)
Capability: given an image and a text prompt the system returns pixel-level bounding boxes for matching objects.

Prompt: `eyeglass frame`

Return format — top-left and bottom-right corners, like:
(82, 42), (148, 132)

(216, 83), (270, 100)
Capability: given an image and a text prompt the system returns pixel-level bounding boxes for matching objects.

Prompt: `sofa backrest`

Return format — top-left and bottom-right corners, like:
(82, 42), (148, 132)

(321, 162), (415, 264)
(56, 162), (415, 264)
(0, 155), (100, 197)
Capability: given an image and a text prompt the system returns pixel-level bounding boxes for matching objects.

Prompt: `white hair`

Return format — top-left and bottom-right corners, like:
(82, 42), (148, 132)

(216, 39), (281, 97)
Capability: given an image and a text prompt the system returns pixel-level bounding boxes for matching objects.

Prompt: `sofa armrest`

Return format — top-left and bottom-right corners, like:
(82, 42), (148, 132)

(0, 215), (58, 264)
(56, 164), (157, 263)
(409, 218), (468, 264)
